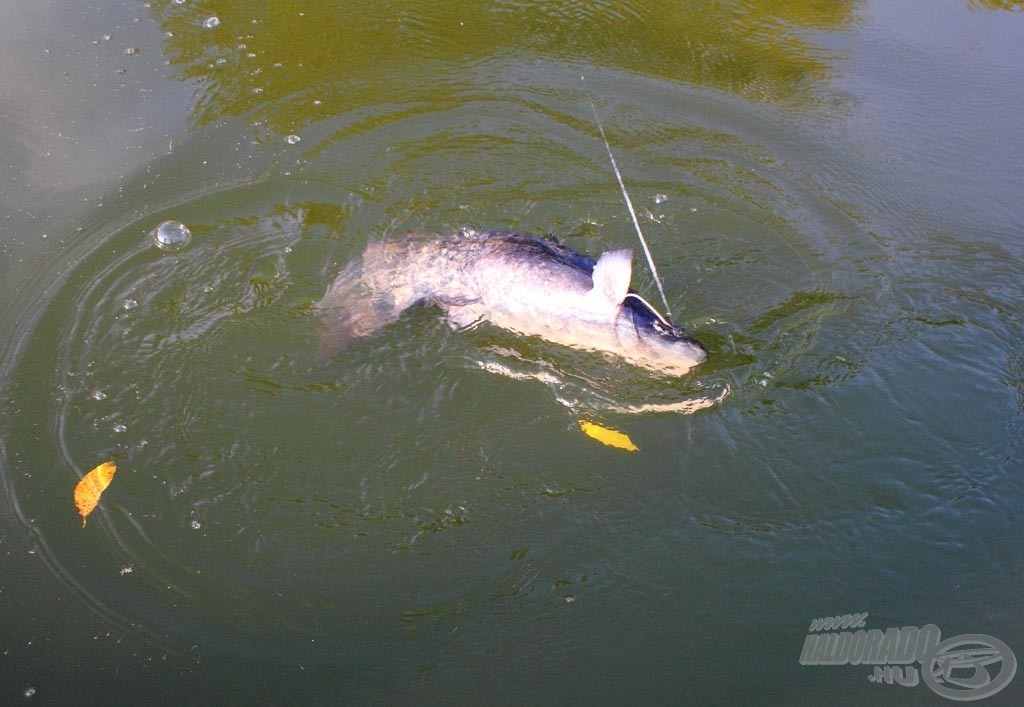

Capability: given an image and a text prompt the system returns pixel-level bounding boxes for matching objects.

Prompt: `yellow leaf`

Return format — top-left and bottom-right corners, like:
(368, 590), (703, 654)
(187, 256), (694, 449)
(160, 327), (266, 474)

(579, 421), (638, 452)
(74, 461), (117, 527)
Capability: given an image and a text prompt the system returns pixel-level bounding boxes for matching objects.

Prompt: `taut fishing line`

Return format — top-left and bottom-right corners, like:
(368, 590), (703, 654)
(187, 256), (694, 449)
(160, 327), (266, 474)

(589, 99), (673, 319)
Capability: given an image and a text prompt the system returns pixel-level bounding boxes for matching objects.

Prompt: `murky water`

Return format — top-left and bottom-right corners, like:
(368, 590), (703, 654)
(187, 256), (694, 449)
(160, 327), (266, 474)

(2, 1), (1023, 704)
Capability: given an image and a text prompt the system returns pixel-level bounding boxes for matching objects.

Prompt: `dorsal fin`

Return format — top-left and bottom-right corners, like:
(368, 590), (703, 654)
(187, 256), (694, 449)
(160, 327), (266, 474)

(586, 248), (632, 311)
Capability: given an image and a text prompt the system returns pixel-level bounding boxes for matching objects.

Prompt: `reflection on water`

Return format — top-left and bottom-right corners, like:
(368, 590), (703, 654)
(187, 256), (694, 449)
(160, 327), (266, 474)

(152, 0), (857, 132)
(969, 0), (1024, 10)
(471, 349), (731, 415)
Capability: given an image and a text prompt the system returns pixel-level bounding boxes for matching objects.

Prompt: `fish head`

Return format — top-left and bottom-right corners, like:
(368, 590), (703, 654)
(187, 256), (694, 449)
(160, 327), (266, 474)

(615, 293), (707, 375)
(586, 247), (706, 375)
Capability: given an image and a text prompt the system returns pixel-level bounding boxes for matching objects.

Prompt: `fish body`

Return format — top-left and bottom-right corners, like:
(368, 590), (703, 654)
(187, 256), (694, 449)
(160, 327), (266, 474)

(318, 231), (706, 375)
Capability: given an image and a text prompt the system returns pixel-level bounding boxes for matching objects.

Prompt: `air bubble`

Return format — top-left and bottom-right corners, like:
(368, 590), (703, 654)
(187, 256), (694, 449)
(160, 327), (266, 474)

(202, 16), (220, 29)
(151, 220), (192, 251)
(654, 193), (667, 204)
(191, 520), (202, 530)
(123, 299), (138, 310)
(113, 424), (127, 433)
(92, 390), (108, 401)
(286, 134), (301, 145)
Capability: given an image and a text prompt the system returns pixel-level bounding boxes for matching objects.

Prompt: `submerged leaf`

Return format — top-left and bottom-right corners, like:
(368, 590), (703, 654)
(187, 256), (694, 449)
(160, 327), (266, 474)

(579, 421), (638, 452)
(74, 461), (117, 527)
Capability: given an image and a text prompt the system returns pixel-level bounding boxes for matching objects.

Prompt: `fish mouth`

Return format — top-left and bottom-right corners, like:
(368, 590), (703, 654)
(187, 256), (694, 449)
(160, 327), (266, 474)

(682, 335), (709, 363)
(659, 331), (708, 368)
(624, 294), (705, 341)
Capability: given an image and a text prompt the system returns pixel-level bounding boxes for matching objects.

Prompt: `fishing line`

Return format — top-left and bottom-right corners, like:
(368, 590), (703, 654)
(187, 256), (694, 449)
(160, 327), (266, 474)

(589, 101), (673, 319)
(623, 292), (673, 331)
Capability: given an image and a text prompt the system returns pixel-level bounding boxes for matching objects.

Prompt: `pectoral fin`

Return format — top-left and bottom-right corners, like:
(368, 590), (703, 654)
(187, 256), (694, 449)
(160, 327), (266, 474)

(587, 248), (633, 311)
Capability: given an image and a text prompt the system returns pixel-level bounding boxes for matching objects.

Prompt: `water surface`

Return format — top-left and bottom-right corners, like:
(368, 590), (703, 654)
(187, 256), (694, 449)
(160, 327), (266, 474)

(2, 1), (1023, 704)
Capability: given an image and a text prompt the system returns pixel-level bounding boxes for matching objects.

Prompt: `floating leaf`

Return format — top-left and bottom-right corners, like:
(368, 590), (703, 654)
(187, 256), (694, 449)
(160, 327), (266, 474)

(74, 461), (117, 527)
(579, 421), (638, 452)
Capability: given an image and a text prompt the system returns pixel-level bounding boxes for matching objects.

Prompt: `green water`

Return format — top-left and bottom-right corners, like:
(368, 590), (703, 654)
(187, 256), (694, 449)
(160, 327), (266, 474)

(2, 1), (1023, 704)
